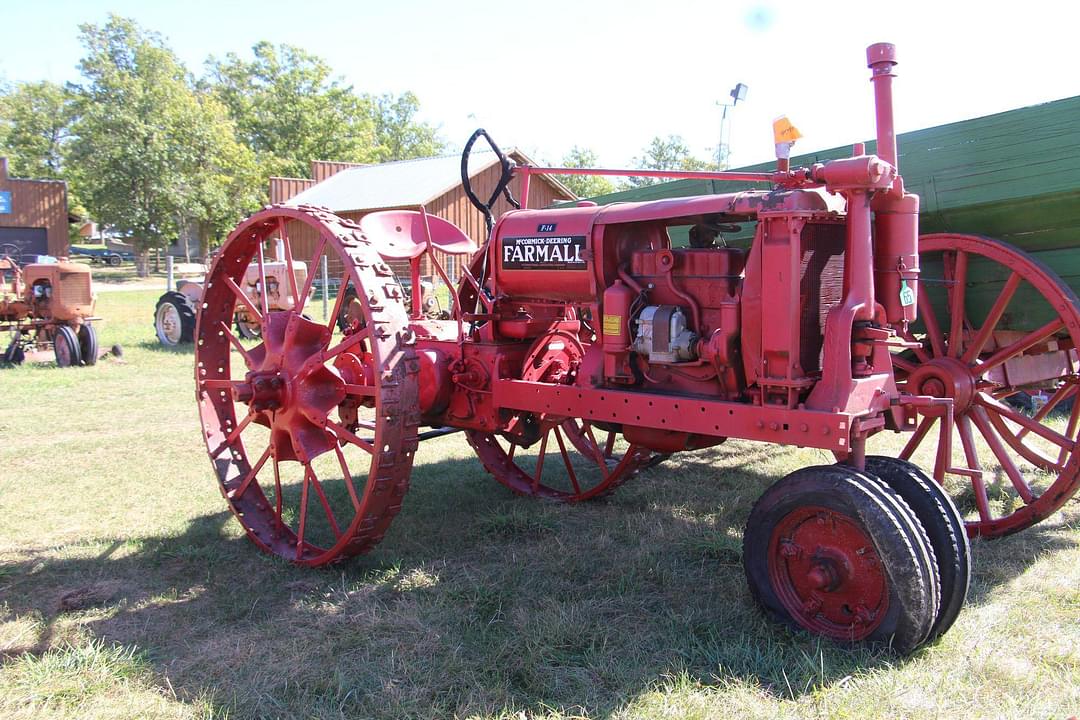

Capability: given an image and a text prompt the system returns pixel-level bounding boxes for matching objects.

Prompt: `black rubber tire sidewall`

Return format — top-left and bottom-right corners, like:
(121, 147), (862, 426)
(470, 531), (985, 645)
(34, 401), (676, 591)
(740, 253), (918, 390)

(154, 291), (196, 345)
(53, 325), (83, 368)
(865, 455), (971, 642)
(78, 324), (98, 366)
(743, 466), (935, 654)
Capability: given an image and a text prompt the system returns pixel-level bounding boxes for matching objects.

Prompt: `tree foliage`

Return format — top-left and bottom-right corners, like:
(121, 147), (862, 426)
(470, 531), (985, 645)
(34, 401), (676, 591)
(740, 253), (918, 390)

(554, 146), (614, 199)
(206, 44), (444, 177)
(0, 80), (74, 179)
(68, 15), (261, 271)
(622, 135), (718, 188)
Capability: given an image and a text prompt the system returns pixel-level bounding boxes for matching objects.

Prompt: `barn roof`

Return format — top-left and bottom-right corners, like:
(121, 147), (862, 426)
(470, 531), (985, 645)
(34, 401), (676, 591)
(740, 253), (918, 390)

(285, 149), (575, 213)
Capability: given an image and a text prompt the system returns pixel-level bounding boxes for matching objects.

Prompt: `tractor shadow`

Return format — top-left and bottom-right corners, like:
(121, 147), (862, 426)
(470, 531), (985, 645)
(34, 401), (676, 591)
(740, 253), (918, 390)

(0, 444), (1075, 719)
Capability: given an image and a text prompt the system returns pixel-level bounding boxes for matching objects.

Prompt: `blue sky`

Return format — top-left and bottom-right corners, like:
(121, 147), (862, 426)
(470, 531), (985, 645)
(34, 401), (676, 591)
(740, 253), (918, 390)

(3, 0), (1079, 169)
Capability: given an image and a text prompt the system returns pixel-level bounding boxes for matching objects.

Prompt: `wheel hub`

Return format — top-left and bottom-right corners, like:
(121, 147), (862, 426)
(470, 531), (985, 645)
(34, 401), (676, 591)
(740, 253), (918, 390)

(769, 506), (888, 639)
(906, 356), (976, 415)
(235, 312), (345, 463)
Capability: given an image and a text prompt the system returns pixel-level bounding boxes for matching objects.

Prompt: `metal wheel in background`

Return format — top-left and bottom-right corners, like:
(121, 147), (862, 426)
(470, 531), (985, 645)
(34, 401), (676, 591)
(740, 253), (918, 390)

(194, 204), (419, 566)
(888, 233), (1080, 537)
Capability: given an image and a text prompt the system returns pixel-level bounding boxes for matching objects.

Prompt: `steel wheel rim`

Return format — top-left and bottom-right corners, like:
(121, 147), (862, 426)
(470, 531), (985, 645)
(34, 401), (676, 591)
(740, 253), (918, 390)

(156, 303), (182, 345)
(467, 419), (652, 501)
(767, 504), (889, 641)
(195, 205), (419, 566)
(892, 233), (1080, 537)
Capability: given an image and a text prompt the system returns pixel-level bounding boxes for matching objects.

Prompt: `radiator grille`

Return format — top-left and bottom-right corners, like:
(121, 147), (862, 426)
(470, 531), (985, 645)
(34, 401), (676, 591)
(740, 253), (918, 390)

(59, 272), (93, 306)
(799, 223), (845, 374)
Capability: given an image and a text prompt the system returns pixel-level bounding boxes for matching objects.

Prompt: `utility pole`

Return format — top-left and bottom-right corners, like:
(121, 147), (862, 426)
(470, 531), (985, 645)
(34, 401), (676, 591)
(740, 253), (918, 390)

(717, 83), (749, 168)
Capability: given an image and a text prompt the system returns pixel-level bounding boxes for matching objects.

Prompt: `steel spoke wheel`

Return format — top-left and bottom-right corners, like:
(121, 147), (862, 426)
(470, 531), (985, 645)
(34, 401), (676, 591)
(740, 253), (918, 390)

(466, 419), (653, 501)
(887, 233), (1080, 537)
(743, 465), (940, 654)
(195, 204), (419, 566)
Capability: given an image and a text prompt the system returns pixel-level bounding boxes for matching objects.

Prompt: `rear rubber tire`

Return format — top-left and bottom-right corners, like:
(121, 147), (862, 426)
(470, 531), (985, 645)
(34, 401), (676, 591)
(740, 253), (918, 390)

(154, 291), (196, 346)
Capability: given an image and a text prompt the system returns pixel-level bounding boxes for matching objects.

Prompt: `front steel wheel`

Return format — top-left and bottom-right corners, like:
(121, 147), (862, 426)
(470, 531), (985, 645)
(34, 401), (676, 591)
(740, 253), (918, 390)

(195, 205), (419, 566)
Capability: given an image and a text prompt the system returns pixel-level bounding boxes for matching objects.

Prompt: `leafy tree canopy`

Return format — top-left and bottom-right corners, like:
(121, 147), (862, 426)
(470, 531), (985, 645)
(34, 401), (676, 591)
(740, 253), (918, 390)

(554, 146), (614, 200)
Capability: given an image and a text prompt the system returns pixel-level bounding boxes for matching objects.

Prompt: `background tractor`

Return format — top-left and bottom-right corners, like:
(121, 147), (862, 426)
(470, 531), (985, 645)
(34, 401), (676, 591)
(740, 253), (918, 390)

(154, 256), (309, 346)
(0, 252), (100, 367)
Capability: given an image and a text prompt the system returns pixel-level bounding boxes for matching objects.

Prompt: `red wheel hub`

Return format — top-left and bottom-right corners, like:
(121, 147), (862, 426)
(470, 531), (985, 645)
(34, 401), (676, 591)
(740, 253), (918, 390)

(235, 311), (344, 464)
(767, 505), (888, 640)
(906, 357), (977, 415)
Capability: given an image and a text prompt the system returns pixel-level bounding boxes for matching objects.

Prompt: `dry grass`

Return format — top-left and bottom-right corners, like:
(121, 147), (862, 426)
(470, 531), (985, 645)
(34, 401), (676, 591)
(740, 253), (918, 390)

(0, 289), (1078, 719)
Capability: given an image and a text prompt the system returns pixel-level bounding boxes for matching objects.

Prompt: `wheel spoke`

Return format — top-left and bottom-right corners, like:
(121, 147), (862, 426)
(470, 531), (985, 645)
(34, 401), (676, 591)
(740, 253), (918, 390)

(933, 419), (949, 482)
(553, 426), (582, 495)
(326, 273), (353, 334)
(899, 328), (932, 365)
(961, 271), (1021, 364)
(334, 445), (363, 513)
(957, 416), (992, 522)
(211, 411), (255, 458)
(322, 328), (369, 363)
(533, 430), (550, 492)
(296, 467), (312, 559)
(603, 430), (617, 458)
(307, 471), (343, 540)
(278, 218), (302, 312)
(946, 250), (968, 358)
(224, 274), (263, 324)
(297, 236), (327, 307)
(273, 455), (283, 518)
(344, 384), (378, 397)
(976, 318), (1066, 376)
(981, 401), (1065, 474)
(900, 415), (936, 460)
(221, 321), (258, 368)
(256, 240), (270, 318)
(1017, 383), (1076, 440)
(228, 444), (272, 499)
(917, 282), (947, 358)
(1060, 394), (1080, 466)
(582, 423), (609, 475)
(975, 392), (1073, 450)
(970, 407), (1034, 504)
(326, 419), (376, 454)
(891, 354), (918, 374)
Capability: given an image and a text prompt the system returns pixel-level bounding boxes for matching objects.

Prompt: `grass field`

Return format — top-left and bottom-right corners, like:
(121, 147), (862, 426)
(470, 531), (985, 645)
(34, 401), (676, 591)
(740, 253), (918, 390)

(1, 289), (1077, 719)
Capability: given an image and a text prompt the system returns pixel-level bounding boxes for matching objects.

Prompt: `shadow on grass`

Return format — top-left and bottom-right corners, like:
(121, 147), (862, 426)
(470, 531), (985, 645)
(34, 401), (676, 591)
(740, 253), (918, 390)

(0, 445), (1075, 719)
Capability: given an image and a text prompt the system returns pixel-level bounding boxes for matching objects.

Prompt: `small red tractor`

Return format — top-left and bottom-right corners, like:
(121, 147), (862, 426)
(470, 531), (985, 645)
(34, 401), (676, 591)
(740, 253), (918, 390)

(154, 257), (309, 345)
(1, 253), (99, 367)
(192, 44), (1080, 653)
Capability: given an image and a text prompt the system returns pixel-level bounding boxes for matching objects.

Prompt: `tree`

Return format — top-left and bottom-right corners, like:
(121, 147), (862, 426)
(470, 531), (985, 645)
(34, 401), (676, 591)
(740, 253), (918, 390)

(0, 80), (74, 179)
(182, 92), (263, 260)
(370, 92), (443, 162)
(205, 42), (377, 177)
(554, 146), (614, 199)
(68, 15), (254, 274)
(622, 135), (718, 188)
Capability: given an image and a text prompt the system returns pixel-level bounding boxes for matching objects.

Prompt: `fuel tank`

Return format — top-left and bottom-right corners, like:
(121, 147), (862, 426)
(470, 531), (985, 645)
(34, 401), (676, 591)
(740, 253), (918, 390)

(490, 205), (600, 302)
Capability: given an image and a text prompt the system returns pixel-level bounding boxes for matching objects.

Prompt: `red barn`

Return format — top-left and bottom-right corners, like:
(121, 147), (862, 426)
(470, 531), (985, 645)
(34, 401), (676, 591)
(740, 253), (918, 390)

(0, 157), (69, 259)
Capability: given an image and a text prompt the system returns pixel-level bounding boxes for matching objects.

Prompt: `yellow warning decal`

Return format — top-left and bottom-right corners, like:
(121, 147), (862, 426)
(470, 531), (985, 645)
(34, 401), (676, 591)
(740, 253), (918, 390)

(603, 314), (622, 336)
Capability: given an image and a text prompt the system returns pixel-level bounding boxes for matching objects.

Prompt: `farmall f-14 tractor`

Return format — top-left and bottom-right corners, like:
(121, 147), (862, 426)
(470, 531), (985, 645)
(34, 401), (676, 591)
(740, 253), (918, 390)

(192, 44), (1080, 654)
(1, 253), (99, 367)
(154, 257), (309, 345)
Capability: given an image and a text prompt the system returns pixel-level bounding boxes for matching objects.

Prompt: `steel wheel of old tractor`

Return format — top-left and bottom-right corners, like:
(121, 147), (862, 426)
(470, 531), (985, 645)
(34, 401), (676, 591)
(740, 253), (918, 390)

(888, 233), (1080, 538)
(467, 420), (654, 501)
(743, 465), (940, 654)
(195, 205), (419, 566)
(53, 325), (82, 368)
(155, 292), (196, 346)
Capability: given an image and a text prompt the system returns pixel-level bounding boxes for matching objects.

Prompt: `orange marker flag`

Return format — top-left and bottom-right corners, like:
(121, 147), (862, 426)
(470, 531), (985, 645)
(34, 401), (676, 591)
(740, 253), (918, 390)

(772, 115), (803, 144)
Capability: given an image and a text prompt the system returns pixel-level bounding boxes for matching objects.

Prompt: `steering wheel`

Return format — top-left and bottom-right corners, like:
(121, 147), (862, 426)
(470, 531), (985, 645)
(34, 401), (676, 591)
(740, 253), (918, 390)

(461, 129), (519, 237)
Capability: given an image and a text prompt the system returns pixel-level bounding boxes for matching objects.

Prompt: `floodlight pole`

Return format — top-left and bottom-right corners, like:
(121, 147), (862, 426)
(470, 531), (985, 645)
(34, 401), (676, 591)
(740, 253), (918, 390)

(717, 83), (748, 168)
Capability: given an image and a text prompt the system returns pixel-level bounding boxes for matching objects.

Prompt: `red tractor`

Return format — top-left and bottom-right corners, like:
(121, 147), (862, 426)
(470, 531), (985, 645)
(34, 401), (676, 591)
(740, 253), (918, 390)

(191, 44), (1080, 653)
(1, 253), (99, 367)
